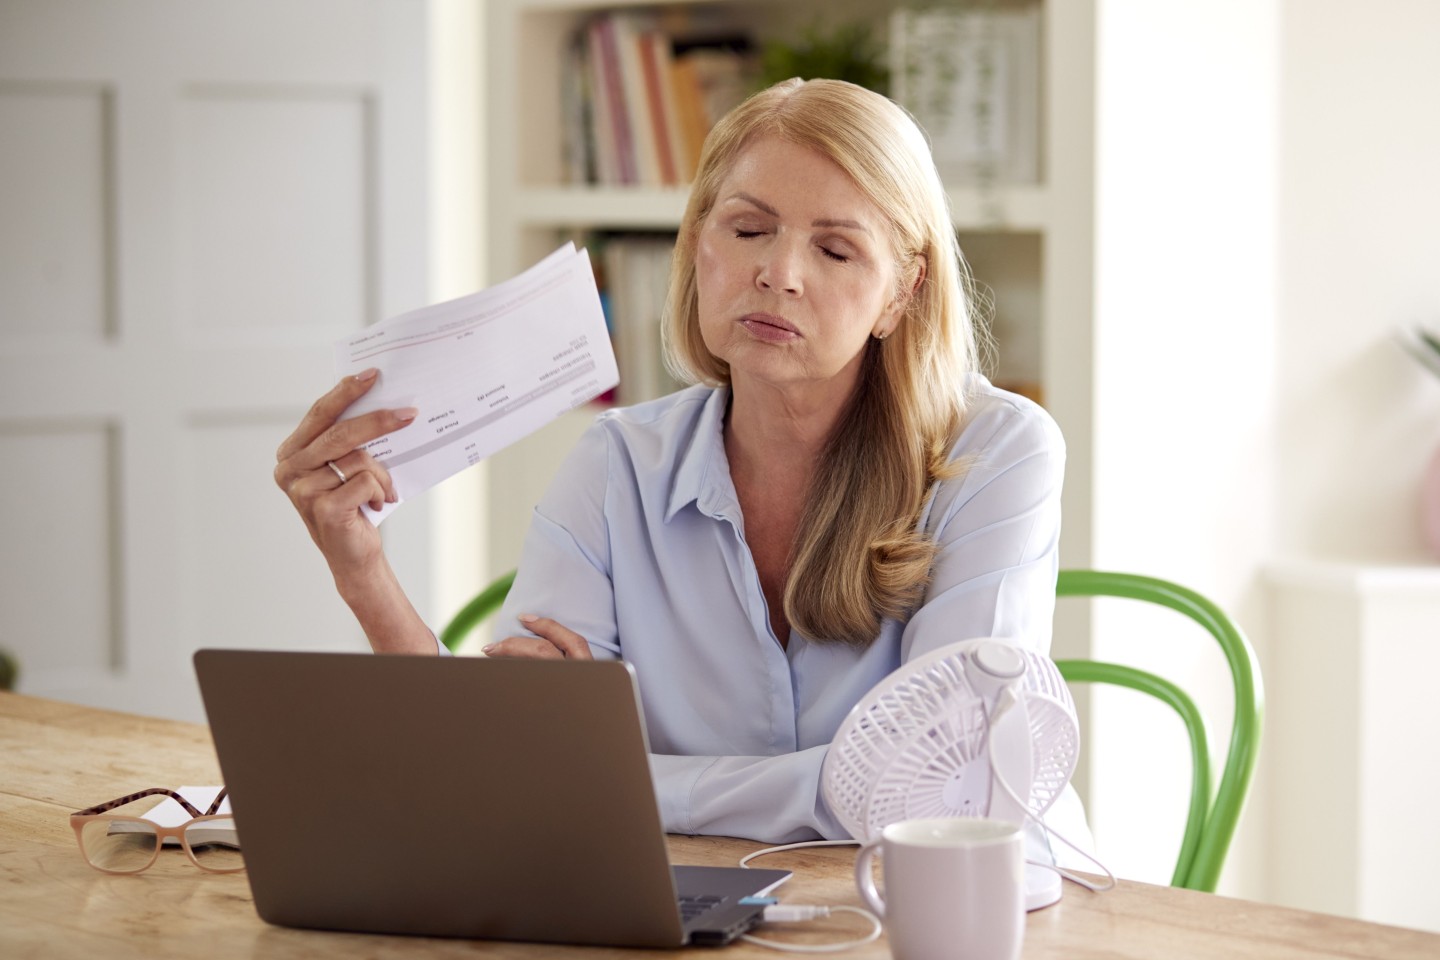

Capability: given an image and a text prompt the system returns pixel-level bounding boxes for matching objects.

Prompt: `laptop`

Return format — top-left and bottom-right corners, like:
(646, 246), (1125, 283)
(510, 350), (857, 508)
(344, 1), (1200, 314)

(193, 649), (790, 947)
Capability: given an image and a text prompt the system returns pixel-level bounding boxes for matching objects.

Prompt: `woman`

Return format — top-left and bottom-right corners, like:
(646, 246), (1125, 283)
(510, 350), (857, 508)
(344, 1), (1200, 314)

(275, 79), (1081, 849)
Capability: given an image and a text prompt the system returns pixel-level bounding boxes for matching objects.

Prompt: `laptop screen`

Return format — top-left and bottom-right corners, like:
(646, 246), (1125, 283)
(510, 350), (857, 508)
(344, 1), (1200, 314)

(195, 650), (786, 947)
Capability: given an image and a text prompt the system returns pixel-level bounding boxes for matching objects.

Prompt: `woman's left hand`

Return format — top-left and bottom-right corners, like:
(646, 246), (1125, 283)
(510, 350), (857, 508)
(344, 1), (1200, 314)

(483, 615), (595, 660)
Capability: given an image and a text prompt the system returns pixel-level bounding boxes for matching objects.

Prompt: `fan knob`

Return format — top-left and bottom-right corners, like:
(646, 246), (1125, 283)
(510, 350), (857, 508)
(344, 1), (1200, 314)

(972, 640), (1026, 680)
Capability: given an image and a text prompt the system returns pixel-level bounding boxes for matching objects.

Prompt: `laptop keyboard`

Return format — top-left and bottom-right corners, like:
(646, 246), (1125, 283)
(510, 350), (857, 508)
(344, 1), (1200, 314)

(678, 894), (725, 922)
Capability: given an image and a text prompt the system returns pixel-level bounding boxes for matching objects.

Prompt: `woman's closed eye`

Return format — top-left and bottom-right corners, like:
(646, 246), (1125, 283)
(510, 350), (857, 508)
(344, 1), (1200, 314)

(729, 223), (855, 263)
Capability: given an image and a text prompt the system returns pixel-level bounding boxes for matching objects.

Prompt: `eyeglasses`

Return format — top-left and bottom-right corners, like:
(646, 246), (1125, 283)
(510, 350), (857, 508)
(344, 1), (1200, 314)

(69, 787), (244, 874)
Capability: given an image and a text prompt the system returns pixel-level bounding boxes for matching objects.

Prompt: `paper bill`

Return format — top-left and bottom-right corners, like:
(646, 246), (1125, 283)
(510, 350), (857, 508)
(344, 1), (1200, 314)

(333, 242), (618, 523)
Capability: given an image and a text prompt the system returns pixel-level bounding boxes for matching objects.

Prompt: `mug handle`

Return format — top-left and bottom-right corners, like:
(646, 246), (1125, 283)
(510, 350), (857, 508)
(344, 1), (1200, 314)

(854, 837), (886, 919)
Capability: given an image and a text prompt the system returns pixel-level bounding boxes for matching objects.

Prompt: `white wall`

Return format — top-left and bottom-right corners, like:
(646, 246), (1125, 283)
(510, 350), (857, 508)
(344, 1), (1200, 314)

(1078, 0), (1440, 926)
(1085, 0), (1279, 895)
(1276, 0), (1440, 562)
(1263, 0), (1440, 932)
(427, 0), (492, 627)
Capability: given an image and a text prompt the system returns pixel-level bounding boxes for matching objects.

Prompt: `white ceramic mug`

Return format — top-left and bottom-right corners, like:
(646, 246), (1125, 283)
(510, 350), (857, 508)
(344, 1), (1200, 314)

(855, 817), (1025, 960)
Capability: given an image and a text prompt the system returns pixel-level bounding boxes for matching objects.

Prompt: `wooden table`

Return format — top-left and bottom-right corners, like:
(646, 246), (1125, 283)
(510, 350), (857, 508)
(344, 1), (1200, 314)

(2, 691), (1435, 959)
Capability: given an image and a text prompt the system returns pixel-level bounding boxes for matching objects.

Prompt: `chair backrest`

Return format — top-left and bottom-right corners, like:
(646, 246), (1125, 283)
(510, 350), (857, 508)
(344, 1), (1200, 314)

(439, 570), (516, 653)
(1054, 569), (1263, 892)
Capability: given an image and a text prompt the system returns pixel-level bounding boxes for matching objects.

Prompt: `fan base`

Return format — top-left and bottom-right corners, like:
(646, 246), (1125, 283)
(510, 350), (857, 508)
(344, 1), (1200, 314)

(1026, 862), (1063, 911)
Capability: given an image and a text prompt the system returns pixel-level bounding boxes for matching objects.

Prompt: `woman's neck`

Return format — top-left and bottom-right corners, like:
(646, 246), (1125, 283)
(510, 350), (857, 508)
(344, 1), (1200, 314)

(723, 373), (853, 483)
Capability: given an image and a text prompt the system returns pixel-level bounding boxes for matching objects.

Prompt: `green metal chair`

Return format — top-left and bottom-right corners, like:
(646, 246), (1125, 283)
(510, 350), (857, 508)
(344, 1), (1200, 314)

(1054, 569), (1263, 892)
(439, 569), (516, 653)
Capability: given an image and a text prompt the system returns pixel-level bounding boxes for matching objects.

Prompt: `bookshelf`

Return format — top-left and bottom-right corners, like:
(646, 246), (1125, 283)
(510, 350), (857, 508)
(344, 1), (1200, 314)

(481, 0), (1094, 583)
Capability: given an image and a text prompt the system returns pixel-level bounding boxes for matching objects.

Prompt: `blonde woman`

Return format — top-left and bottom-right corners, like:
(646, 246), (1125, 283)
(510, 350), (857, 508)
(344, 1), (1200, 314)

(276, 79), (1084, 850)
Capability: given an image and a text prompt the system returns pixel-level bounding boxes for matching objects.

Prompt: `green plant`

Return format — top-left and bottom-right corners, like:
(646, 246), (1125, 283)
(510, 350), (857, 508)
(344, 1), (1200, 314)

(0, 649), (17, 692)
(758, 20), (890, 94)
(1396, 324), (1440, 381)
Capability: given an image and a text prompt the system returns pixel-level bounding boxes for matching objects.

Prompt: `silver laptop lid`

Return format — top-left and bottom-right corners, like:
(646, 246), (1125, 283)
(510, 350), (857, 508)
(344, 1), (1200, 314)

(195, 650), (688, 947)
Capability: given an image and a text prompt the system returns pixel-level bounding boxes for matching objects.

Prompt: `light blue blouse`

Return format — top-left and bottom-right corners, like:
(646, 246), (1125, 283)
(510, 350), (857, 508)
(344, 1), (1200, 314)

(492, 378), (1085, 848)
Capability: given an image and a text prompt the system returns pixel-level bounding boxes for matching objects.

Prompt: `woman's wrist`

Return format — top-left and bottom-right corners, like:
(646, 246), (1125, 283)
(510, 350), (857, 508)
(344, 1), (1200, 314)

(332, 558), (433, 654)
(331, 553), (393, 608)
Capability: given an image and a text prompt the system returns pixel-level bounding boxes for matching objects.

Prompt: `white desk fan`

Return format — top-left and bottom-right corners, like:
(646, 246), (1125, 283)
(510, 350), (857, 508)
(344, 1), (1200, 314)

(821, 638), (1080, 910)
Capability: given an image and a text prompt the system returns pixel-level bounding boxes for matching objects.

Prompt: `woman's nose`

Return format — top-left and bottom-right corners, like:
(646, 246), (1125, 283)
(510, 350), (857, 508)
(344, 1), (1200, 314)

(755, 240), (803, 296)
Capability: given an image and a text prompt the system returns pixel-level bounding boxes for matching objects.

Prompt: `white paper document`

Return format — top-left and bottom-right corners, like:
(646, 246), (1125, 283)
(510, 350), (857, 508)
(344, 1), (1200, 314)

(334, 243), (618, 523)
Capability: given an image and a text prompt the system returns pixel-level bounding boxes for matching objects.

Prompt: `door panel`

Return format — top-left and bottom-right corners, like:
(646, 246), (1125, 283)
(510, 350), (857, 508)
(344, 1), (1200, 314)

(177, 89), (373, 336)
(0, 0), (431, 720)
(0, 83), (112, 340)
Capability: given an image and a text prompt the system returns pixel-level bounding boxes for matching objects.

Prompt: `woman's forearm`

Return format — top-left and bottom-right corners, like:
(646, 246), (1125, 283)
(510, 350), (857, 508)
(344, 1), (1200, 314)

(334, 556), (436, 654)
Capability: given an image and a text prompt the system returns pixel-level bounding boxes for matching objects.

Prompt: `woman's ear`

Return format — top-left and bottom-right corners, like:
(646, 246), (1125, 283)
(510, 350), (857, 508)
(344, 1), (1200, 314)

(908, 253), (928, 299)
(883, 253), (927, 329)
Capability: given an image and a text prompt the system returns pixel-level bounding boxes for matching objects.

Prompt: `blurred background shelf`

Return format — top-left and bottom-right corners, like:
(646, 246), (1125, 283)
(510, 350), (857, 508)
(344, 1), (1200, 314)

(485, 0), (1065, 575)
(509, 184), (1049, 232)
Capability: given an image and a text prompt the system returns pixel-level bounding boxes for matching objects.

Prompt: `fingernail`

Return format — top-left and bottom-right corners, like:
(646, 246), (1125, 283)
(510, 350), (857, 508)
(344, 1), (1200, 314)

(517, 614), (537, 624)
(481, 644), (496, 655)
(355, 367), (379, 382)
(395, 407), (418, 422)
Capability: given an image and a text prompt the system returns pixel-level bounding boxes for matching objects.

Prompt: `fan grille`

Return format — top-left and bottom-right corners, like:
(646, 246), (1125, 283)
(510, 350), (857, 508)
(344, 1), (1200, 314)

(822, 640), (1079, 840)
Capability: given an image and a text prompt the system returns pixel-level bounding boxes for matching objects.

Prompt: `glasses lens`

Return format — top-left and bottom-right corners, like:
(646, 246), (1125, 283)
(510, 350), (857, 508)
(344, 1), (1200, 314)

(80, 818), (159, 873)
(184, 818), (244, 872)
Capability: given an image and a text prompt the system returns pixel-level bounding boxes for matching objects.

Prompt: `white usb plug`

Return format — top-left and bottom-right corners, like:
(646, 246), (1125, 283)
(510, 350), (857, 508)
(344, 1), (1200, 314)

(761, 904), (833, 923)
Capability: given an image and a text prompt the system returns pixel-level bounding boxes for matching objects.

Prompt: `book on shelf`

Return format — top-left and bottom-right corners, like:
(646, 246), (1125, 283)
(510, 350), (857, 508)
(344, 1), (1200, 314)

(568, 13), (756, 187)
(595, 234), (683, 405)
(591, 15), (635, 184)
(640, 29), (682, 186)
(563, 30), (597, 185)
(670, 54), (708, 182)
(612, 13), (661, 186)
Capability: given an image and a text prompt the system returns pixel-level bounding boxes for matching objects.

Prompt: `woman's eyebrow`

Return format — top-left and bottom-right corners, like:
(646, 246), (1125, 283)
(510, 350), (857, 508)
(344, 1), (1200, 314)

(727, 191), (780, 216)
(812, 217), (869, 234)
(725, 192), (872, 235)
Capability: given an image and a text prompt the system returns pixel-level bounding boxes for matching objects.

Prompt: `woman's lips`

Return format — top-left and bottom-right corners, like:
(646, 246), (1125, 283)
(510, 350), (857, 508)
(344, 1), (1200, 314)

(739, 313), (800, 343)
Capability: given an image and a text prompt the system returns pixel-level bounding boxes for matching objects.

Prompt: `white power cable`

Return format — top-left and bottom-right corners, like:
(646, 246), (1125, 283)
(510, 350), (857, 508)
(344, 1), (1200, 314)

(739, 839), (859, 868)
(739, 904), (883, 954)
(985, 688), (1117, 893)
(736, 841), (880, 953)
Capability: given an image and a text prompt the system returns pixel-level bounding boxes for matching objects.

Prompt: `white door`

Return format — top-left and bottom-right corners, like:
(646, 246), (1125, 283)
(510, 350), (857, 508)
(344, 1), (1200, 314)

(0, 0), (433, 721)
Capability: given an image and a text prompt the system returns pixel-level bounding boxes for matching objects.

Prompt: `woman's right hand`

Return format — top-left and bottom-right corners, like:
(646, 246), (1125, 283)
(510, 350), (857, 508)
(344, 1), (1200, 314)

(273, 369), (418, 583)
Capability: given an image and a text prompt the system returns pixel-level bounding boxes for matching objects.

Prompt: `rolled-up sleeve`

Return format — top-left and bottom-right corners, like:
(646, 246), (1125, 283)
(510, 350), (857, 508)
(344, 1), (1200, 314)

(495, 423), (622, 659)
(651, 748), (846, 842)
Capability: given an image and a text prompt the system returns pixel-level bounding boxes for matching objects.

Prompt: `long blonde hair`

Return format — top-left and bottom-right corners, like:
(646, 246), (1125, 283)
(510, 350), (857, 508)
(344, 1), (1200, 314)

(664, 79), (982, 646)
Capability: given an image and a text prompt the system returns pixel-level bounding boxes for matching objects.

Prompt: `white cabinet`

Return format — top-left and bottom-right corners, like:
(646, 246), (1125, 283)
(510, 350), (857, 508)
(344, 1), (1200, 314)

(1265, 561), (1440, 933)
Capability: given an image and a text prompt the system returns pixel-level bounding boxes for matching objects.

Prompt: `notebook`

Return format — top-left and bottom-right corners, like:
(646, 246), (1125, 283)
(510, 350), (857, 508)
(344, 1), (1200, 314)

(193, 649), (790, 947)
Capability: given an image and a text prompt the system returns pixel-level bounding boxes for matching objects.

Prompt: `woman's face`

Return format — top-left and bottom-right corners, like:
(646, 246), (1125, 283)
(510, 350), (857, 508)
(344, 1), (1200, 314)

(695, 136), (904, 403)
